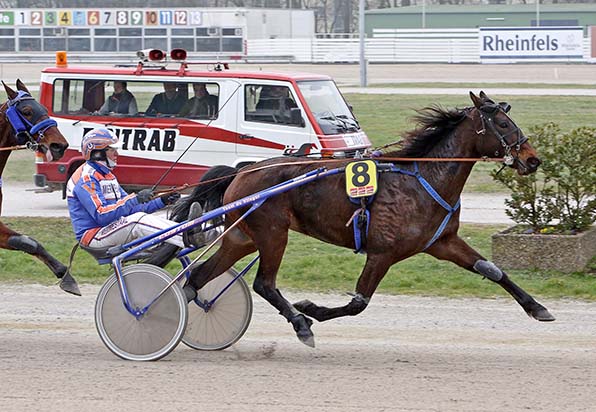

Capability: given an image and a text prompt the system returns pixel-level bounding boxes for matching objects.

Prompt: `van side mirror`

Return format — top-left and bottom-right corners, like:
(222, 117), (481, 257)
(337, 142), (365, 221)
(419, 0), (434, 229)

(290, 107), (305, 127)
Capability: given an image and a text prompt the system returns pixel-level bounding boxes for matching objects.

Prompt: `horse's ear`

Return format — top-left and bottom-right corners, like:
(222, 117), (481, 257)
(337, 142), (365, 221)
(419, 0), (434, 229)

(479, 91), (488, 99)
(469, 91), (482, 109)
(16, 79), (30, 95)
(2, 81), (17, 100)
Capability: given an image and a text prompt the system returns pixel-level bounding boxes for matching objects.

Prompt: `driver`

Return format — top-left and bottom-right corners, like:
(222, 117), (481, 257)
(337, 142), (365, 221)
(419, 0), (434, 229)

(66, 128), (203, 249)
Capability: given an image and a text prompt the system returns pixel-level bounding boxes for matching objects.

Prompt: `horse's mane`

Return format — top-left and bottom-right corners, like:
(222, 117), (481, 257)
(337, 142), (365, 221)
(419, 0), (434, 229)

(382, 105), (468, 158)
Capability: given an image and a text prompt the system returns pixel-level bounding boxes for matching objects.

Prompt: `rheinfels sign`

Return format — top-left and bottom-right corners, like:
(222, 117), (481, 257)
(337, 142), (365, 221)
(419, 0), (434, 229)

(479, 27), (583, 62)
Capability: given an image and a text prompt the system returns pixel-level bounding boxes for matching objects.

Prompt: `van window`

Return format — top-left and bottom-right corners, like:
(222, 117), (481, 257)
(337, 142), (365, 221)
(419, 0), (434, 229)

(178, 82), (219, 119)
(53, 79), (104, 115)
(51, 80), (219, 119)
(244, 84), (299, 126)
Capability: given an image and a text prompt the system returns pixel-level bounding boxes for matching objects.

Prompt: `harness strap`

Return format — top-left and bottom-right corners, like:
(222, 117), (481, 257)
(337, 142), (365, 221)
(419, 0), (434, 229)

(388, 162), (460, 250)
(30, 118), (58, 135)
(347, 184), (375, 253)
(346, 197), (371, 254)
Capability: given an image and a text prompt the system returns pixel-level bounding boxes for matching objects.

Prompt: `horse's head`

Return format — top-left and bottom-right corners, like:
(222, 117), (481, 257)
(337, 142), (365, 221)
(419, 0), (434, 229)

(469, 91), (540, 175)
(2, 79), (68, 161)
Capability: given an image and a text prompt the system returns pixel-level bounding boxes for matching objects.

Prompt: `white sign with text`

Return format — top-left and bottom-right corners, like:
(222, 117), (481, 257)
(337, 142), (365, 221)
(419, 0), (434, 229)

(479, 27), (583, 62)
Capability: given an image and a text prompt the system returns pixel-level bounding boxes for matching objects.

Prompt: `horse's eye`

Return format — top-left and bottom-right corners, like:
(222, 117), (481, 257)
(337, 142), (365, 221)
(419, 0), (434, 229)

(21, 108), (33, 116)
(499, 122), (509, 128)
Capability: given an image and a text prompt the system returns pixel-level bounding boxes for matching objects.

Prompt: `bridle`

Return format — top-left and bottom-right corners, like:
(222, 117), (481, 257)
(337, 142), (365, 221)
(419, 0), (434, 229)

(4, 90), (58, 151)
(475, 101), (528, 167)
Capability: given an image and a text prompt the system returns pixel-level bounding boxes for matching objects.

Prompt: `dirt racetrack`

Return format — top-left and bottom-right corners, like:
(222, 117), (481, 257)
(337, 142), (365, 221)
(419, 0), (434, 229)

(1, 284), (595, 412)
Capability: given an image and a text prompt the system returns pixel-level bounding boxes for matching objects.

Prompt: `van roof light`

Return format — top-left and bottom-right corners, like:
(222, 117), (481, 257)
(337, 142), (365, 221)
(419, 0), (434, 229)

(56, 51), (68, 67)
(137, 49), (165, 62)
(170, 48), (187, 61)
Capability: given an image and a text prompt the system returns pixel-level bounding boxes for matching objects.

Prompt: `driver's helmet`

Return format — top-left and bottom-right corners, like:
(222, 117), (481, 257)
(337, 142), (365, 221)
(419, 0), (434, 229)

(81, 128), (121, 160)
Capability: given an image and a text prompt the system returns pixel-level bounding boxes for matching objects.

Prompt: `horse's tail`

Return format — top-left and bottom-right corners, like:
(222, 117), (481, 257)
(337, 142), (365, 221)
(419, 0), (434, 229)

(143, 165), (238, 268)
(170, 165), (238, 221)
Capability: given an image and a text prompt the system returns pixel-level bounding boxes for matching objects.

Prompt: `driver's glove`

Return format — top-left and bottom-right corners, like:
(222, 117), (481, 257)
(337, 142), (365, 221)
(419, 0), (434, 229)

(160, 192), (181, 206)
(136, 189), (154, 204)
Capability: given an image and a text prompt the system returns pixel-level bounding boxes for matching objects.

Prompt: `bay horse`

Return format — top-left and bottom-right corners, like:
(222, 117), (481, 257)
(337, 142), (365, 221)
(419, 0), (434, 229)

(178, 91), (554, 347)
(0, 80), (80, 295)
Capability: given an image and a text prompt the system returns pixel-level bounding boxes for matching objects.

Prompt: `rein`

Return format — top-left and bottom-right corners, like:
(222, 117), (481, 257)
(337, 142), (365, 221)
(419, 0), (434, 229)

(150, 83), (243, 192)
(155, 154), (506, 196)
(0, 144), (28, 152)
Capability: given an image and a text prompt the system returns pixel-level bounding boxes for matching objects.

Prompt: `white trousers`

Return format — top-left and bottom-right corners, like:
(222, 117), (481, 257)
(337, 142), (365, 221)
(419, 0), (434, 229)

(86, 212), (184, 249)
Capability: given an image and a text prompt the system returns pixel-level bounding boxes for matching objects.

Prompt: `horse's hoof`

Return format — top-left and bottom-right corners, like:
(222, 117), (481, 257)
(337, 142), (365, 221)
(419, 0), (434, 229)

(59, 272), (81, 296)
(290, 314), (315, 348)
(533, 308), (555, 322)
(529, 304), (555, 322)
(299, 333), (315, 348)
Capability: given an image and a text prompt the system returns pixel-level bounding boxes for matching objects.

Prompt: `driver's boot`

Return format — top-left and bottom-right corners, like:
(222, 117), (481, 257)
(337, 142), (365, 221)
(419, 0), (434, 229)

(183, 202), (207, 248)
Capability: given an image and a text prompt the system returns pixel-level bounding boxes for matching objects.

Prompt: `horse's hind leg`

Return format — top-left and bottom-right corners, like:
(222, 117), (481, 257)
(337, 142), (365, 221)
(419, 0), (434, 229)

(249, 227), (317, 347)
(294, 253), (392, 322)
(0, 221), (80, 296)
(425, 234), (554, 321)
(185, 227), (256, 294)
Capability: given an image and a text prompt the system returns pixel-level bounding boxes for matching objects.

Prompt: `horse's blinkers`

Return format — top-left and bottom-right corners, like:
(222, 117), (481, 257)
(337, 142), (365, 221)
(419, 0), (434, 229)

(5, 91), (57, 149)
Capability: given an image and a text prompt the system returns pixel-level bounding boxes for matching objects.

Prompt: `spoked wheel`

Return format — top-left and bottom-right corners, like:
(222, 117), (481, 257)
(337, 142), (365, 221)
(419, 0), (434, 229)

(95, 264), (188, 361)
(182, 268), (253, 351)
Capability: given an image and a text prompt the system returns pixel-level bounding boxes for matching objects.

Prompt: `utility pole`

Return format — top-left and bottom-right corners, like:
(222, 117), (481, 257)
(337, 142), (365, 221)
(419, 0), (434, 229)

(359, 0), (367, 87)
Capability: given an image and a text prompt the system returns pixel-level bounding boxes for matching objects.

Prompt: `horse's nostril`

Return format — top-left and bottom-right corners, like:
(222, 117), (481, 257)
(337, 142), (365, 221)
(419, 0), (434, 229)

(50, 143), (68, 154)
(527, 157), (541, 170)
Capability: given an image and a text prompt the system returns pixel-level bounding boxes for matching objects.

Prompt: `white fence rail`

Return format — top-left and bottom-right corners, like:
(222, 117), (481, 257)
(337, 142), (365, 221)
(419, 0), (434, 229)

(0, 29), (593, 64)
(247, 28), (593, 64)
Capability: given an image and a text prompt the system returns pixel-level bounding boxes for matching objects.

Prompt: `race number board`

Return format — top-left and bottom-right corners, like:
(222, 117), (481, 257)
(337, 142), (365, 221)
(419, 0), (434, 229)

(345, 160), (378, 198)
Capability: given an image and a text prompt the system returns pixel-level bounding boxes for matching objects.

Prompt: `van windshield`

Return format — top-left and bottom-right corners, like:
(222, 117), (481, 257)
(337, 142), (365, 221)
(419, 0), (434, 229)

(297, 80), (360, 135)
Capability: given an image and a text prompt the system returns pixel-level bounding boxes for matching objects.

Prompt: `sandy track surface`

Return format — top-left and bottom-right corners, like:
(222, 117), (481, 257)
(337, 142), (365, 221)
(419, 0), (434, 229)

(1, 284), (595, 412)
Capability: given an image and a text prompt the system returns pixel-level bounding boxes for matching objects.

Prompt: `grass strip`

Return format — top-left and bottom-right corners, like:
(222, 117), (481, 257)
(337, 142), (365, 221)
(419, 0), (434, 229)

(1, 217), (594, 300)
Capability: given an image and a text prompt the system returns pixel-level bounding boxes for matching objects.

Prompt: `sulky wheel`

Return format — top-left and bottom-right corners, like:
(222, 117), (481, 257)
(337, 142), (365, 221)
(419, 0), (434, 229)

(95, 264), (188, 361)
(182, 268), (253, 351)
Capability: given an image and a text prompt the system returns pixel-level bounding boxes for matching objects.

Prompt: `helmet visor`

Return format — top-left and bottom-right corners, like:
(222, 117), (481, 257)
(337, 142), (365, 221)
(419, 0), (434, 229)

(108, 139), (123, 151)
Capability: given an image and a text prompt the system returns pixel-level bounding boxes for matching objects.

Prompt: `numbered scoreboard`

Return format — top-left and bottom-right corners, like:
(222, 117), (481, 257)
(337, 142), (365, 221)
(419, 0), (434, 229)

(2, 9), (203, 27)
(0, 8), (245, 54)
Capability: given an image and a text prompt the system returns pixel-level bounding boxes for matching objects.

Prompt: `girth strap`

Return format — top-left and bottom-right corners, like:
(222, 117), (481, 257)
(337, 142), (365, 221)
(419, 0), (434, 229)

(346, 196), (373, 254)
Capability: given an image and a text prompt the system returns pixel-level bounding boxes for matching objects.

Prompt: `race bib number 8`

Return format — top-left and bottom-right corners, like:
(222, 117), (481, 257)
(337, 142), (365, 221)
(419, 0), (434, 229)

(345, 160), (377, 198)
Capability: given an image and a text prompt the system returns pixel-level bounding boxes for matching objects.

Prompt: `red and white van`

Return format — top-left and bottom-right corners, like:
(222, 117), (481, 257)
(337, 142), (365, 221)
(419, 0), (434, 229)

(35, 50), (371, 195)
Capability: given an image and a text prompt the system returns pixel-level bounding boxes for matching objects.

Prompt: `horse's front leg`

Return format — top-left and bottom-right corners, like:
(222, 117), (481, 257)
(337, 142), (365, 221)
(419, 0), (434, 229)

(0, 221), (80, 296)
(294, 253), (392, 322)
(425, 234), (554, 321)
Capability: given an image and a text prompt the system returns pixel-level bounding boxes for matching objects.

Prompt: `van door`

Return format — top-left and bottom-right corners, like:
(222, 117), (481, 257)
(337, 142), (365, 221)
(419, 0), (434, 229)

(236, 83), (314, 161)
